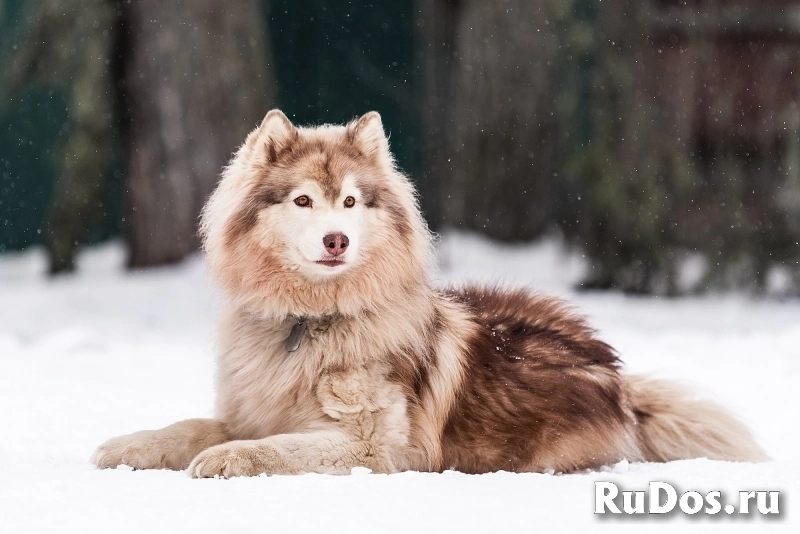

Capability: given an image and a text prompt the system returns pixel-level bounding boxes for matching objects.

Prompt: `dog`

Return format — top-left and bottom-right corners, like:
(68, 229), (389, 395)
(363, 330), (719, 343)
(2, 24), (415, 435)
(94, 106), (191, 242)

(92, 110), (768, 477)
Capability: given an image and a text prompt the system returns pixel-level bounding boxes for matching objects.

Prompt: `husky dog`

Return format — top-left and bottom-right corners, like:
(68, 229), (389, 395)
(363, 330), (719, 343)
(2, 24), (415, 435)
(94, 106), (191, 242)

(93, 111), (767, 477)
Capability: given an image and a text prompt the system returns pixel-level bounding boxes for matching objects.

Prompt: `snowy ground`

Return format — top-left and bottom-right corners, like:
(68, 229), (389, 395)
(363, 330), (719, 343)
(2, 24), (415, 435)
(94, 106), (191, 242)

(1, 232), (798, 533)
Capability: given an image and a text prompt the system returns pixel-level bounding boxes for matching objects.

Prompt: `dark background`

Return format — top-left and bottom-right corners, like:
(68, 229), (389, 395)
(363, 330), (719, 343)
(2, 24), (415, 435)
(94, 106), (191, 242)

(1, 0), (799, 295)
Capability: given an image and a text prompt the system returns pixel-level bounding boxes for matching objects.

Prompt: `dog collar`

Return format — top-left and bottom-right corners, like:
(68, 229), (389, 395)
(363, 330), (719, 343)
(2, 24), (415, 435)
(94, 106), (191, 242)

(285, 318), (307, 352)
(285, 314), (339, 352)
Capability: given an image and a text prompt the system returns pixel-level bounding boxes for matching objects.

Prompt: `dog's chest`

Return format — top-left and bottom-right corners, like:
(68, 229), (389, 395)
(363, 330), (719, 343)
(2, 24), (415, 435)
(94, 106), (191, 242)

(215, 322), (330, 439)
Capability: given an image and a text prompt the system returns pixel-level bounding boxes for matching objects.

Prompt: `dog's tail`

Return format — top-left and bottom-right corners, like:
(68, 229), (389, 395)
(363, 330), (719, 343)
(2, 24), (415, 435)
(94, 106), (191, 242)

(627, 375), (769, 463)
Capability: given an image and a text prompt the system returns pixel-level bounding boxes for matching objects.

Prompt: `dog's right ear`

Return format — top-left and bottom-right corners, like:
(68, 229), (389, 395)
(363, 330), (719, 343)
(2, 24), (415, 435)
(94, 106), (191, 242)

(254, 109), (297, 164)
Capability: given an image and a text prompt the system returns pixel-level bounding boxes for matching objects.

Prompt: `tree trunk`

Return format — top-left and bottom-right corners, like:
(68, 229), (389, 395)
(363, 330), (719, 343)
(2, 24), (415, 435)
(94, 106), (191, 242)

(416, 0), (560, 240)
(3, 0), (120, 273)
(124, 0), (275, 267)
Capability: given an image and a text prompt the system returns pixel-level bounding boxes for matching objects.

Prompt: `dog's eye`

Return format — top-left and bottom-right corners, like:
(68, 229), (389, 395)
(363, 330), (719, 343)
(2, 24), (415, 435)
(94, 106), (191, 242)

(343, 196), (355, 208)
(294, 195), (312, 208)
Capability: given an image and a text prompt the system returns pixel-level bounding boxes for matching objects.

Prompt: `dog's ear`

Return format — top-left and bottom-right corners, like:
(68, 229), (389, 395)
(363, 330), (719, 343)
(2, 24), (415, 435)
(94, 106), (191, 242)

(257, 109), (297, 164)
(349, 112), (390, 162)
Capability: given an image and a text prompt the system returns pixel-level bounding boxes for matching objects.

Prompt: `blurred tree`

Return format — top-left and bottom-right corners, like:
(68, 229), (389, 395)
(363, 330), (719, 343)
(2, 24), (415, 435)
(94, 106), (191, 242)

(1, 0), (120, 273)
(124, 0), (275, 267)
(561, 0), (800, 294)
(559, 0), (697, 295)
(416, 0), (561, 240)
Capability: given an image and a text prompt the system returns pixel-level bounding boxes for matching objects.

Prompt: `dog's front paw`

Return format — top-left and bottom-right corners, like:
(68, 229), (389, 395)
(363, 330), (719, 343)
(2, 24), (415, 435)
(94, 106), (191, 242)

(91, 430), (169, 470)
(188, 441), (283, 478)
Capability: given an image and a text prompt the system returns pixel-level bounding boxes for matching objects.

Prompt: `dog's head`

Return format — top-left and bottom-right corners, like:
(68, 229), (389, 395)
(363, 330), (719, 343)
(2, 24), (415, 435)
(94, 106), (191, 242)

(201, 110), (434, 318)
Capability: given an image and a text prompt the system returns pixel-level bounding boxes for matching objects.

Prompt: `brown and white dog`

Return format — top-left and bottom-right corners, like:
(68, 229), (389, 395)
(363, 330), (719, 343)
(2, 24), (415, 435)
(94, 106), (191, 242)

(92, 111), (768, 477)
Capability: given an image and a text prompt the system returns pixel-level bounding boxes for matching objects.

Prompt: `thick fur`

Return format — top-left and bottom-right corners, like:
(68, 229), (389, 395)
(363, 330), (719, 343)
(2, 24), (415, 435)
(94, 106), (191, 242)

(627, 376), (768, 463)
(92, 110), (768, 477)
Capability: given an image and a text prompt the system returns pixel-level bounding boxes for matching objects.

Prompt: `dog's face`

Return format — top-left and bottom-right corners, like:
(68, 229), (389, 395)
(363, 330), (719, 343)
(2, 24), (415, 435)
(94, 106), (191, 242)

(255, 158), (369, 280)
(201, 110), (433, 316)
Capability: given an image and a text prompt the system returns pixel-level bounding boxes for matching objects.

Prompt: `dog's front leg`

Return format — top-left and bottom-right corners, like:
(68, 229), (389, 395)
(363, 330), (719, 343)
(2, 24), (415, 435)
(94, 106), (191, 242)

(188, 363), (411, 478)
(92, 418), (229, 470)
(187, 429), (380, 478)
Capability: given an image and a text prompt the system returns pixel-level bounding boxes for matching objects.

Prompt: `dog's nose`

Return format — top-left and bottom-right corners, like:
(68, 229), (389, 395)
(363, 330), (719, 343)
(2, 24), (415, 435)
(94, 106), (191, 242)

(323, 232), (349, 256)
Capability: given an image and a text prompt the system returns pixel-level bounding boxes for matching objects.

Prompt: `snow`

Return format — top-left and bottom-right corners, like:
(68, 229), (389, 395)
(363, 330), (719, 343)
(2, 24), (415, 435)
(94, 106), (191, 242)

(1, 232), (798, 533)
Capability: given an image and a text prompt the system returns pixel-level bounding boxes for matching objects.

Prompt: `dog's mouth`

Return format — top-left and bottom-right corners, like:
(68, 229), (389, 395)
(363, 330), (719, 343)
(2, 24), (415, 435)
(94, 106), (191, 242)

(315, 258), (345, 268)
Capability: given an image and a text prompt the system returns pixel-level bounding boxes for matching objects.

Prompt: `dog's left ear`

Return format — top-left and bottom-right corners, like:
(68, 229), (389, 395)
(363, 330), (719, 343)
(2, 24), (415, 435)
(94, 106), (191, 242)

(349, 112), (390, 162)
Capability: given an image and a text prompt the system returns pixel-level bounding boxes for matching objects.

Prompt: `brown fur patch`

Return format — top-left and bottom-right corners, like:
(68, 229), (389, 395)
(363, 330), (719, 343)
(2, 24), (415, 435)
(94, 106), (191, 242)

(354, 176), (415, 247)
(438, 287), (637, 473)
(224, 180), (293, 246)
(385, 305), (442, 402)
(276, 137), (367, 203)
